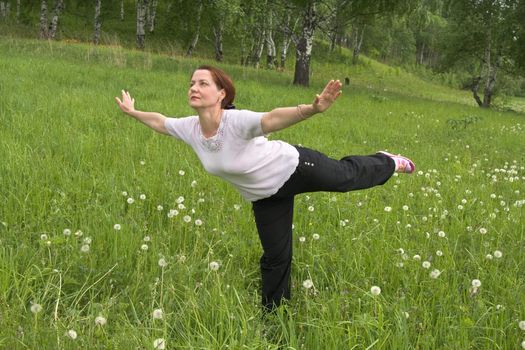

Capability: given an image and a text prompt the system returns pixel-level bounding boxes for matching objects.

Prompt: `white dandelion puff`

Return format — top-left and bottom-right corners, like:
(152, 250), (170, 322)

(195, 219), (203, 226)
(413, 255), (421, 261)
(80, 244), (90, 253)
(183, 215), (191, 223)
(127, 197), (134, 204)
(113, 224), (121, 231)
(178, 170), (185, 176)
(94, 316), (107, 326)
(494, 250), (503, 258)
(191, 180), (197, 187)
(74, 230), (83, 237)
(384, 206), (392, 212)
(157, 205), (164, 211)
(471, 279), (481, 288)
(209, 261), (220, 271)
(140, 160), (145, 165)
(436, 250), (443, 256)
(83, 237), (92, 245)
(233, 204), (241, 210)
(438, 231), (446, 238)
(308, 206), (314, 212)
(521, 340), (525, 349)
(422, 261), (431, 269)
(139, 194), (146, 200)
(30, 303), (43, 314)
(152, 308), (163, 320)
(63, 229), (71, 236)
(486, 254), (493, 260)
(370, 286), (381, 296)
(158, 258), (168, 268)
(299, 236), (306, 243)
(121, 191), (128, 196)
(40, 234), (48, 240)
(66, 329), (77, 340)
(402, 205), (409, 211)
(153, 338), (166, 350)
(302, 279), (313, 289)
(430, 269), (441, 279)
(176, 196), (185, 204)
(312, 233), (320, 240)
(178, 203), (186, 210)
(519, 320), (525, 331)
(479, 227), (487, 234)
(143, 236), (151, 242)
(141, 244), (149, 251)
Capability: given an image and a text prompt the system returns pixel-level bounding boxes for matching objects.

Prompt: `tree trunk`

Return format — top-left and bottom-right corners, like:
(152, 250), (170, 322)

(352, 25), (365, 64)
(48, 0), (64, 40)
(280, 13), (294, 69)
(482, 51), (500, 108)
(418, 42), (425, 65)
(251, 27), (266, 69)
(148, 0), (157, 33)
(293, 3), (316, 86)
(120, 0), (124, 21)
(0, 2), (6, 19)
(136, 0), (148, 49)
(93, 0), (102, 45)
(16, 0), (20, 23)
(470, 76), (483, 107)
(186, 1), (203, 57)
(39, 0), (48, 39)
(213, 24), (223, 62)
(265, 12), (276, 69)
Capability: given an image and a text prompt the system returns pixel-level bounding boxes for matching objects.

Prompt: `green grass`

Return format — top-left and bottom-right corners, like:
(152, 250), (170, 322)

(1, 37), (524, 349)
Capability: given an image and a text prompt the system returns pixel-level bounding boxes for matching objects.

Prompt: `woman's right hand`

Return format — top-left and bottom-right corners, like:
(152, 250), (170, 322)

(115, 90), (136, 115)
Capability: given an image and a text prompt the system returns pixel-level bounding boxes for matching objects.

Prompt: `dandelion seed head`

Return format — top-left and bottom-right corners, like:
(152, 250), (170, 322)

(195, 219), (203, 226)
(312, 233), (320, 240)
(158, 258), (167, 268)
(127, 197), (134, 204)
(519, 320), (525, 331)
(413, 254), (421, 261)
(479, 227), (487, 234)
(370, 286), (381, 296)
(80, 244), (90, 253)
(83, 237), (92, 245)
(95, 315), (107, 326)
(486, 254), (493, 260)
(40, 234), (48, 240)
(153, 338), (166, 350)
(152, 308), (163, 320)
(384, 206), (392, 212)
(521, 340), (525, 349)
(121, 191), (128, 196)
(402, 205), (409, 211)
(140, 160), (145, 165)
(234, 204), (241, 210)
(141, 244), (149, 251)
(143, 235), (151, 242)
(139, 194), (146, 200)
(308, 206), (315, 212)
(74, 230), (83, 237)
(209, 261), (220, 271)
(66, 329), (77, 340)
(436, 250), (443, 256)
(63, 228), (71, 236)
(183, 215), (191, 223)
(494, 250), (503, 258)
(299, 236), (306, 243)
(30, 303), (42, 314)
(430, 269), (441, 279)
(302, 279), (313, 289)
(157, 205), (164, 211)
(422, 261), (431, 269)
(113, 224), (121, 231)
(438, 231), (446, 238)
(471, 279), (481, 288)
(178, 203), (186, 210)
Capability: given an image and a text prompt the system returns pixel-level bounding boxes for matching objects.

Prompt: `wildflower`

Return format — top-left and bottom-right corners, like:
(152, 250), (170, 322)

(66, 329), (77, 340)
(139, 194), (146, 200)
(209, 261), (219, 271)
(370, 286), (381, 296)
(141, 244), (148, 251)
(63, 229), (71, 236)
(122, 191), (128, 196)
(299, 236), (306, 243)
(233, 204), (241, 210)
(178, 255), (186, 263)
(158, 258), (167, 268)
(113, 224), (121, 231)
(167, 209), (179, 218)
(438, 231), (446, 238)
(195, 219), (203, 226)
(402, 205), (409, 211)
(178, 203), (186, 210)
(494, 250), (503, 258)
(519, 320), (525, 331)
(157, 205), (164, 211)
(486, 254), (493, 260)
(94, 316), (107, 326)
(30, 303), (43, 314)
(308, 206), (314, 212)
(312, 233), (320, 240)
(153, 338), (166, 350)
(40, 234), (48, 240)
(183, 215), (191, 223)
(422, 261), (431, 269)
(302, 279), (313, 289)
(471, 279), (481, 288)
(397, 248), (405, 254)
(143, 235), (151, 242)
(152, 308), (163, 320)
(384, 206), (392, 212)
(178, 170), (185, 176)
(403, 311), (410, 319)
(176, 196), (185, 204)
(413, 255), (421, 261)
(430, 269), (441, 279)
(479, 227), (487, 234)
(191, 180), (197, 187)
(74, 230), (83, 237)
(521, 340), (525, 349)
(140, 160), (146, 165)
(436, 250), (443, 256)
(83, 237), (92, 245)
(127, 197), (134, 204)
(80, 244), (90, 253)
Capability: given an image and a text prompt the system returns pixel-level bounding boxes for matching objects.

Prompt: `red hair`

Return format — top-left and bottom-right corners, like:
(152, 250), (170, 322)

(194, 65), (236, 109)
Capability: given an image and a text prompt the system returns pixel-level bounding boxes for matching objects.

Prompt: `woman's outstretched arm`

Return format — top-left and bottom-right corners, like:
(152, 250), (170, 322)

(115, 90), (169, 135)
(261, 79), (342, 134)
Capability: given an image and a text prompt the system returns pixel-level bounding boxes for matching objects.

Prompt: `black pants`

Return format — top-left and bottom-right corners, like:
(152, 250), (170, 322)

(251, 146), (395, 310)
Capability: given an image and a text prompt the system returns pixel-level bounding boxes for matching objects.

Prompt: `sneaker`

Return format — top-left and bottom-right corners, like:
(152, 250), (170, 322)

(378, 151), (415, 174)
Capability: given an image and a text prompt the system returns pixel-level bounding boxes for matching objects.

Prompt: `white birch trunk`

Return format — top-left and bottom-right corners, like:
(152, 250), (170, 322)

(148, 0), (157, 33)
(136, 0), (148, 49)
(213, 24), (224, 62)
(293, 3), (316, 86)
(39, 0), (48, 39)
(280, 13), (295, 69)
(120, 0), (124, 21)
(17, 0), (21, 23)
(48, 0), (65, 40)
(186, 1), (203, 57)
(93, 0), (102, 45)
(0, 3), (5, 19)
(265, 12), (276, 69)
(252, 28), (266, 69)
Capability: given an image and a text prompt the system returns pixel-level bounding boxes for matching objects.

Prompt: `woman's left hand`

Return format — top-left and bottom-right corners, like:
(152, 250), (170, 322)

(312, 80), (342, 113)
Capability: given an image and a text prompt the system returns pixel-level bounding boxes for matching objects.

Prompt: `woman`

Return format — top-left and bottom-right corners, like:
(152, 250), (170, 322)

(115, 65), (414, 311)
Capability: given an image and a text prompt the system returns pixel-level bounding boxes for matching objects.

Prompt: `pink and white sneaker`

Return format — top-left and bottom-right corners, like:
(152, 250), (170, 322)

(379, 151), (415, 174)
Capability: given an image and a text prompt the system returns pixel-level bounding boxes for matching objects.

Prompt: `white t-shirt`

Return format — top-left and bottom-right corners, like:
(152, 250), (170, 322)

(164, 109), (299, 201)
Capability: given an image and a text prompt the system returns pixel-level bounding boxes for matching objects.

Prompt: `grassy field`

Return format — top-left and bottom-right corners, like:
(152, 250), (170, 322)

(1, 37), (524, 349)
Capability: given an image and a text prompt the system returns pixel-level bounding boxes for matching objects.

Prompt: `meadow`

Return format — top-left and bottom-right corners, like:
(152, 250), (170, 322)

(0, 36), (524, 349)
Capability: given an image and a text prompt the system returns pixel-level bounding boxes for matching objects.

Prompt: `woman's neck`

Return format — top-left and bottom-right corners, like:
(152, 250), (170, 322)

(198, 106), (223, 138)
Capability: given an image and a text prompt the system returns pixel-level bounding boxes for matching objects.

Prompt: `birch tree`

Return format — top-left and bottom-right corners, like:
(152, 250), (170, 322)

(293, 1), (317, 86)
(48, 0), (64, 40)
(120, 0), (124, 21)
(136, 0), (148, 49)
(39, 0), (48, 39)
(148, 0), (158, 33)
(93, 0), (102, 45)
(186, 0), (203, 57)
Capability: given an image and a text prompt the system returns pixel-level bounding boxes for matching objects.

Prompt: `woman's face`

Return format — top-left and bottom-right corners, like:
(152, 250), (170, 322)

(188, 69), (225, 110)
